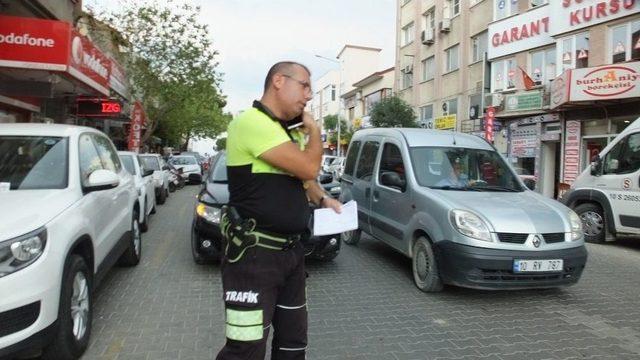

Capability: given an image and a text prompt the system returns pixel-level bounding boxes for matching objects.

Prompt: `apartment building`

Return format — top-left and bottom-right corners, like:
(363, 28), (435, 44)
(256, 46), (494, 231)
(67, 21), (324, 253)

(310, 45), (382, 153)
(395, 0), (493, 134)
(487, 0), (639, 197)
(342, 67), (394, 129)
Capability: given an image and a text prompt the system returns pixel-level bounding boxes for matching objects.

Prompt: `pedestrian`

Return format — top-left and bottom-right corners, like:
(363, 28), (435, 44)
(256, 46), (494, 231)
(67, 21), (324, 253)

(216, 61), (342, 360)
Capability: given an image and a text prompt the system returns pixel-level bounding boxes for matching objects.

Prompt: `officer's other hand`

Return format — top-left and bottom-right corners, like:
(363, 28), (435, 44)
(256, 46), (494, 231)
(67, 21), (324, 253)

(322, 197), (342, 213)
(301, 112), (318, 133)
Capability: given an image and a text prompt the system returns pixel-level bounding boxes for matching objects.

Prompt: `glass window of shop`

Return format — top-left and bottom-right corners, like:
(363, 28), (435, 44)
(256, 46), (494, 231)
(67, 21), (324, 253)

(491, 58), (516, 92)
(610, 20), (640, 64)
(558, 32), (589, 75)
(530, 47), (556, 86)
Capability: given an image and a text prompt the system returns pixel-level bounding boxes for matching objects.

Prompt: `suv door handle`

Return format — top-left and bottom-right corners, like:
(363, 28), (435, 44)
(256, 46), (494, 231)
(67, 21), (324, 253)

(365, 188), (371, 198)
(372, 190), (379, 202)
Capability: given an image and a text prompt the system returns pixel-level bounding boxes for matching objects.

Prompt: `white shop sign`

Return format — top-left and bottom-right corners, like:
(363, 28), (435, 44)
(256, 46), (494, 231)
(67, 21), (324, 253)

(488, 5), (554, 60)
(570, 62), (640, 101)
(550, 0), (640, 36)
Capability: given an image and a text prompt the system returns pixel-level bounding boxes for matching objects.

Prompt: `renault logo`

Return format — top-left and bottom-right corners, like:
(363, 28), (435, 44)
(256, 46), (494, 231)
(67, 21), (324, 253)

(532, 235), (542, 248)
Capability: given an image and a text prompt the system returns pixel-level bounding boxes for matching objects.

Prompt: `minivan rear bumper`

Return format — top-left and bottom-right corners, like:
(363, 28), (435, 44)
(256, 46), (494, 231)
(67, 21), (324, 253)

(435, 241), (588, 290)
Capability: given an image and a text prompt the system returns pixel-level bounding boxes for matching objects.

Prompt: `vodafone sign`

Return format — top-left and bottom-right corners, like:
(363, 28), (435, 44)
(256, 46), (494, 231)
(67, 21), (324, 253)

(0, 15), (111, 96)
(0, 15), (70, 71)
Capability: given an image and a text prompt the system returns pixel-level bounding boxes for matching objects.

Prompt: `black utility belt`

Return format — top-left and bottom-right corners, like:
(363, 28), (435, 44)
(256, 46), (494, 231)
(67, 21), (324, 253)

(221, 206), (301, 262)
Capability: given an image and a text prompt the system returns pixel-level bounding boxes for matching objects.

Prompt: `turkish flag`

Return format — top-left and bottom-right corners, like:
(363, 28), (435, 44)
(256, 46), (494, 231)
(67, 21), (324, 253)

(516, 66), (536, 91)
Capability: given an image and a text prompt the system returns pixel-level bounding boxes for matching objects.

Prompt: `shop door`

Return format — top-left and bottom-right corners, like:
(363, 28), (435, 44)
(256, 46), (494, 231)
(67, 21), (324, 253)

(540, 141), (558, 198)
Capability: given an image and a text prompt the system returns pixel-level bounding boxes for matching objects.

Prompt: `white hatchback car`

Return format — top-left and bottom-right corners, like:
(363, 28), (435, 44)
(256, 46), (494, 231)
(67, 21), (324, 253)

(118, 151), (156, 232)
(169, 155), (202, 184)
(0, 124), (141, 360)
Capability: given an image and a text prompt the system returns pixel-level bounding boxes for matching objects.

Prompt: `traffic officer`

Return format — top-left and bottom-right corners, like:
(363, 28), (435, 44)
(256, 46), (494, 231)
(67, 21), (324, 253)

(216, 61), (342, 360)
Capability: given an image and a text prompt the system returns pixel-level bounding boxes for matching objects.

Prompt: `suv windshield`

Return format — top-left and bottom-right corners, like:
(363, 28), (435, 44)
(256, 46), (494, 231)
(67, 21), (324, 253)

(0, 136), (69, 190)
(208, 153), (228, 183)
(139, 156), (160, 171)
(410, 147), (523, 192)
(170, 156), (197, 165)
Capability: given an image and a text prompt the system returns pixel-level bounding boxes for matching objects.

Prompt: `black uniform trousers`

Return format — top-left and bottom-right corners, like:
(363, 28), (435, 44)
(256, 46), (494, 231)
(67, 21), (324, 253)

(216, 241), (307, 360)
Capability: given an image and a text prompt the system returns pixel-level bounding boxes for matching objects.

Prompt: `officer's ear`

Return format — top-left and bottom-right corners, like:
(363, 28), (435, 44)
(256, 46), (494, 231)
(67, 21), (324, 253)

(271, 73), (286, 91)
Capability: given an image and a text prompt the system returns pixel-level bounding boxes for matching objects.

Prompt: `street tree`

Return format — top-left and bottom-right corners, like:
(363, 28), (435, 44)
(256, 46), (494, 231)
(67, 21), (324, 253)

(90, 0), (231, 149)
(370, 96), (418, 128)
(216, 137), (227, 151)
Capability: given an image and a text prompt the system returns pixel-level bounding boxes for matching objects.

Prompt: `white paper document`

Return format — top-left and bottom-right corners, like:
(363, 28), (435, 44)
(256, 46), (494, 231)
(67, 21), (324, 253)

(313, 200), (358, 236)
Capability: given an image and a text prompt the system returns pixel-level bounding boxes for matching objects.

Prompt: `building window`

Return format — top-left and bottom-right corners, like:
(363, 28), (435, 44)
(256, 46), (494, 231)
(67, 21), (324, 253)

(494, 0), (518, 21)
(443, 98), (458, 115)
(491, 57), (516, 92)
(331, 85), (336, 101)
(447, 0), (460, 16)
(402, 71), (413, 89)
(419, 104), (433, 128)
(558, 32), (589, 75)
(422, 56), (435, 81)
(530, 0), (547, 7)
(445, 45), (459, 73)
(610, 20), (640, 64)
(401, 22), (414, 47)
(423, 8), (436, 31)
(530, 47), (556, 86)
(468, 94), (482, 121)
(471, 32), (488, 63)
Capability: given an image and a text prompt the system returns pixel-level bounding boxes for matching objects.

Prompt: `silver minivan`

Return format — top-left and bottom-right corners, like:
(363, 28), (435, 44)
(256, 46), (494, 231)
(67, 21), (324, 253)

(340, 128), (587, 292)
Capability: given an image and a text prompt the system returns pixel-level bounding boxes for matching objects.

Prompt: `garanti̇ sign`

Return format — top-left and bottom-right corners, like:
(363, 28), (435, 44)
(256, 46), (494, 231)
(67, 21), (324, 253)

(551, 61), (640, 108)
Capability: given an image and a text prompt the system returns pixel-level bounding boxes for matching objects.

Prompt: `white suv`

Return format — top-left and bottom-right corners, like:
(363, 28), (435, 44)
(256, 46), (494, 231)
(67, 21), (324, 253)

(0, 124), (141, 360)
(138, 153), (170, 204)
(118, 151), (157, 232)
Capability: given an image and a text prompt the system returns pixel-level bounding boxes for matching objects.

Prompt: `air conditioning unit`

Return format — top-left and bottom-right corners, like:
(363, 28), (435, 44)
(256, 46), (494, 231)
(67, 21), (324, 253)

(439, 18), (451, 33)
(484, 93), (504, 108)
(403, 64), (413, 74)
(421, 28), (435, 45)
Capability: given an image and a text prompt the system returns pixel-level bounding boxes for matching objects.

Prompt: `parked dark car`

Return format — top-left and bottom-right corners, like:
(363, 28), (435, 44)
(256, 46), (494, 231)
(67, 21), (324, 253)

(191, 152), (341, 264)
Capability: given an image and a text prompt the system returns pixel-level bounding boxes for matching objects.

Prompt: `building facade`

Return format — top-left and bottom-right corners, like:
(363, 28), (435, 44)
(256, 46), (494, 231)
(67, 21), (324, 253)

(395, 0), (493, 134)
(487, 0), (640, 198)
(342, 67), (394, 129)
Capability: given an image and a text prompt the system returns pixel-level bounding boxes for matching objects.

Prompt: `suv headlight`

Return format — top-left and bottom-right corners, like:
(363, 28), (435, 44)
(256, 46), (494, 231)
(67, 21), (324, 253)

(450, 210), (492, 242)
(0, 227), (47, 278)
(569, 210), (583, 241)
(196, 203), (222, 224)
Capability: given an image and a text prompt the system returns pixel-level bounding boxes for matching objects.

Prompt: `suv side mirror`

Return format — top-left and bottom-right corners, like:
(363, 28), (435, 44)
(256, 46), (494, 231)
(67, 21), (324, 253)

(143, 168), (154, 177)
(162, 165), (170, 171)
(590, 156), (603, 176)
(380, 171), (406, 191)
(85, 169), (119, 192)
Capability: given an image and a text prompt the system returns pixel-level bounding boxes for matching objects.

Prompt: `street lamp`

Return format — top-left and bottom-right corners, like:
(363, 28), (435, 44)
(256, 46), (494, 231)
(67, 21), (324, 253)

(315, 54), (342, 157)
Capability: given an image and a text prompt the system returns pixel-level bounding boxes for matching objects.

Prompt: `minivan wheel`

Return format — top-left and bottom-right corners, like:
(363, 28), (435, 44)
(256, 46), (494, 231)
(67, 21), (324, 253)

(575, 203), (606, 243)
(42, 255), (92, 360)
(412, 237), (443, 292)
(119, 211), (142, 266)
(341, 229), (361, 245)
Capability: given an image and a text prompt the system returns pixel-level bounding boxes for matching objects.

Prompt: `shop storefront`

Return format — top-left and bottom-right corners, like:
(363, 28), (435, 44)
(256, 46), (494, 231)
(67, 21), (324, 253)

(551, 61), (640, 184)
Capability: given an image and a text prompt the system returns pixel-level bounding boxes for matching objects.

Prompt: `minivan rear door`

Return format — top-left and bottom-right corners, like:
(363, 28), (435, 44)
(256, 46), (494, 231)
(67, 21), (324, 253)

(369, 139), (413, 249)
(341, 137), (382, 235)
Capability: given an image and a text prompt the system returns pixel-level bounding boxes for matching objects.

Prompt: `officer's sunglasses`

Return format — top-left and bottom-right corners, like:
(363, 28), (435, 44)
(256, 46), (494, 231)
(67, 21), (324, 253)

(282, 74), (312, 94)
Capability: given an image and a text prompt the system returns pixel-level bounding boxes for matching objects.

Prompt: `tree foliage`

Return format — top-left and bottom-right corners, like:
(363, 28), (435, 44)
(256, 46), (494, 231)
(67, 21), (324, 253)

(90, 0), (231, 148)
(323, 114), (346, 132)
(369, 96), (418, 128)
(215, 137), (227, 151)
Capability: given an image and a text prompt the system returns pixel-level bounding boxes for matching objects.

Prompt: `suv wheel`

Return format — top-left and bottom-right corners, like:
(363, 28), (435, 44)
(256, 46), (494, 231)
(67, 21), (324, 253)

(341, 229), (361, 245)
(575, 203), (606, 243)
(42, 255), (92, 360)
(140, 206), (149, 233)
(119, 211), (142, 266)
(157, 187), (167, 205)
(412, 237), (443, 292)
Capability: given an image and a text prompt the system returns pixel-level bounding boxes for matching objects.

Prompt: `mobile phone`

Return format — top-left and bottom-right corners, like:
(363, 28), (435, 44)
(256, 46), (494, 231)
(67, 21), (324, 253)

(287, 115), (304, 130)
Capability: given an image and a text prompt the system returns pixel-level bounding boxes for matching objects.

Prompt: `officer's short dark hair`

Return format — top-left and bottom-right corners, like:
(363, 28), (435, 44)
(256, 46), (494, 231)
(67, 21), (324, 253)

(264, 61), (311, 92)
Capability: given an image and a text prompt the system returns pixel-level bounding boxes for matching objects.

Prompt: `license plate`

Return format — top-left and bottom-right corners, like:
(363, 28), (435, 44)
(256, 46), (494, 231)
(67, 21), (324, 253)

(513, 259), (563, 273)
